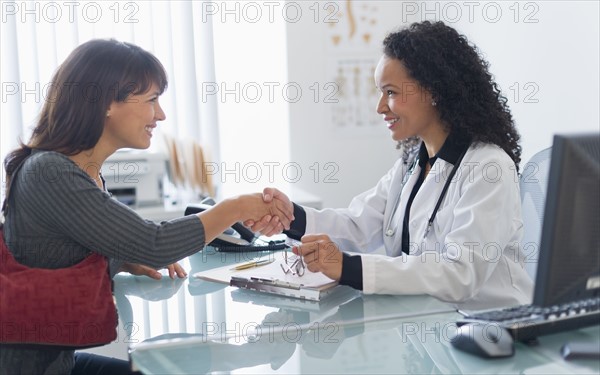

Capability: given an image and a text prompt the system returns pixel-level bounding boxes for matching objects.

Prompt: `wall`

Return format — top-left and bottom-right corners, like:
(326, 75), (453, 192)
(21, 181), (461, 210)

(285, 1), (599, 208)
(286, 1), (403, 208)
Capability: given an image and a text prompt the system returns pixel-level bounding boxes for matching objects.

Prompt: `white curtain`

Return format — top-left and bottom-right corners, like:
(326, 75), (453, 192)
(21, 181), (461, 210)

(0, 0), (221, 204)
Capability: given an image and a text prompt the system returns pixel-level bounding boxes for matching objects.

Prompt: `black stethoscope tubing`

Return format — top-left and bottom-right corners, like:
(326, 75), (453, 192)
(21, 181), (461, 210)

(385, 145), (470, 240)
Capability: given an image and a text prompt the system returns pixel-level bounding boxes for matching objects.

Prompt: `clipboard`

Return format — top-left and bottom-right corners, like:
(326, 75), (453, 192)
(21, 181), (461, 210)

(230, 276), (337, 301)
(194, 255), (339, 302)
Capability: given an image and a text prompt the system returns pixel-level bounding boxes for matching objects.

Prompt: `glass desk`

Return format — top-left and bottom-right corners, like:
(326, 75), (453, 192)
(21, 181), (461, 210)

(129, 314), (600, 374)
(109, 249), (599, 374)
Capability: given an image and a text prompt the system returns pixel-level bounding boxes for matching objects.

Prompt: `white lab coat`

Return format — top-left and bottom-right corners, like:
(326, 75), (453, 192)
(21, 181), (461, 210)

(304, 142), (533, 310)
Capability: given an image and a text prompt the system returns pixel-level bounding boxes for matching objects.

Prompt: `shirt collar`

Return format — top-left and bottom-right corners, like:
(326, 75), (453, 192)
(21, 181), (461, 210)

(417, 132), (471, 167)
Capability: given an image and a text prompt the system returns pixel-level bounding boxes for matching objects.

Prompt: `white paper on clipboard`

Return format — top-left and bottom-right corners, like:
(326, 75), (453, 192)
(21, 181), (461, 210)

(194, 257), (338, 301)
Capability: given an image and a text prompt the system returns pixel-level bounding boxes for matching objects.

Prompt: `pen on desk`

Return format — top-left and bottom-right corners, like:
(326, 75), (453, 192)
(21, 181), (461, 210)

(230, 259), (275, 271)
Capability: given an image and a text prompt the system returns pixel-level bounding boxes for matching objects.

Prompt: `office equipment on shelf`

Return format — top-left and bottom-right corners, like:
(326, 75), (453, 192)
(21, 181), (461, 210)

(457, 133), (600, 342)
(102, 150), (168, 207)
(194, 254), (338, 301)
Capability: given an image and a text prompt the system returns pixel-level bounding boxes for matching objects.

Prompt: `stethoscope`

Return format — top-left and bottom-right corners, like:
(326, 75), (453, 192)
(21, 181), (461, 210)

(384, 145), (470, 241)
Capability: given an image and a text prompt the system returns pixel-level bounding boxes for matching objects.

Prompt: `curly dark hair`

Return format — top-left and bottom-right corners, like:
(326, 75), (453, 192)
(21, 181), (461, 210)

(383, 21), (521, 170)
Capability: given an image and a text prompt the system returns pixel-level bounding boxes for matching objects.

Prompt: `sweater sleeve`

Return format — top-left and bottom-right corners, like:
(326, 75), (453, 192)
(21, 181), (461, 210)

(13, 152), (205, 268)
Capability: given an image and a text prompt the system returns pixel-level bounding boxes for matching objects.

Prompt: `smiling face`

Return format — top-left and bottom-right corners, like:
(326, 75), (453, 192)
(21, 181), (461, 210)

(374, 56), (446, 149)
(102, 82), (166, 152)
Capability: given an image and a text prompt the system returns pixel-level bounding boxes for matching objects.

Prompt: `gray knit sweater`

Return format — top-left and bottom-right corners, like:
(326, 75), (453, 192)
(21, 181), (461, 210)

(1, 150), (206, 374)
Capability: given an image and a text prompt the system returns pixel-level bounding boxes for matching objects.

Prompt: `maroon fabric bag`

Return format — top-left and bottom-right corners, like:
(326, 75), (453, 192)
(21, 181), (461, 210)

(0, 229), (118, 348)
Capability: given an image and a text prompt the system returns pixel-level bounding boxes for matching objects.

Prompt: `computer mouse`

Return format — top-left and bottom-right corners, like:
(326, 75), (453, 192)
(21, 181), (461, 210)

(451, 323), (515, 358)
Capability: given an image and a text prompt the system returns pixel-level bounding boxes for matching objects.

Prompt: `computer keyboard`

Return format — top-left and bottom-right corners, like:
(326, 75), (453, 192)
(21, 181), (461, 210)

(456, 297), (600, 342)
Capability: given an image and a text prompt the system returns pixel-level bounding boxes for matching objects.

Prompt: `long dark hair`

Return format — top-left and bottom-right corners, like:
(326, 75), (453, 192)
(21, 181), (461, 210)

(384, 21), (521, 170)
(3, 39), (167, 208)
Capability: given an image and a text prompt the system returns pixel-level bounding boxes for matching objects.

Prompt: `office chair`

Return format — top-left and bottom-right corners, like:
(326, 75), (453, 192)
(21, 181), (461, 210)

(519, 147), (552, 280)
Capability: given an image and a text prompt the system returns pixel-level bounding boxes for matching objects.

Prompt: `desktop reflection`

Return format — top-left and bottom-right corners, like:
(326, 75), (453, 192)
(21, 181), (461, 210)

(130, 297), (583, 375)
(116, 254), (599, 374)
(128, 295), (458, 374)
(114, 273), (186, 301)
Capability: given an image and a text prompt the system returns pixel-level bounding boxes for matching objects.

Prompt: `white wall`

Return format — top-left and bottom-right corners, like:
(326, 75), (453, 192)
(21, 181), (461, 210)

(286, 1), (404, 209)
(285, 1), (599, 208)
(212, 7), (290, 195)
(442, 1), (600, 166)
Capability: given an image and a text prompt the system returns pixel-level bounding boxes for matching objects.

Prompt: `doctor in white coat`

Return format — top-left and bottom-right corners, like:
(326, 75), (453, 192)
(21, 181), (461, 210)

(250, 21), (533, 311)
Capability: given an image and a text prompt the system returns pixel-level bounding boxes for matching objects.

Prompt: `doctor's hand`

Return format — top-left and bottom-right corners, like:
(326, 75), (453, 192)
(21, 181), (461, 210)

(119, 262), (187, 280)
(243, 187), (294, 236)
(236, 192), (293, 230)
(293, 234), (343, 281)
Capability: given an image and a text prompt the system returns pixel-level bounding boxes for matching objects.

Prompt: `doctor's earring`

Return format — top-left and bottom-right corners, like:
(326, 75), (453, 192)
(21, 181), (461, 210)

(431, 100), (437, 107)
(106, 111), (110, 117)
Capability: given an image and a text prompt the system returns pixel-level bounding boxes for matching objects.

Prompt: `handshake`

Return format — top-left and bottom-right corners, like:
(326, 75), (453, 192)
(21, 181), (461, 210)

(232, 187), (344, 282)
(239, 187), (294, 237)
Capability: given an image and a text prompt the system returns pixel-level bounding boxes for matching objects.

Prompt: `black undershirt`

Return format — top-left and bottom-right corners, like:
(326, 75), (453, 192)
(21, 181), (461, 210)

(401, 153), (437, 254)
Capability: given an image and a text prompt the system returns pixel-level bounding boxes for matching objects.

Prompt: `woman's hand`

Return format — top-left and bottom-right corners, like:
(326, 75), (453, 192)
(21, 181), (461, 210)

(293, 234), (343, 281)
(198, 190), (294, 245)
(238, 189), (294, 231)
(243, 187), (294, 236)
(119, 262), (187, 280)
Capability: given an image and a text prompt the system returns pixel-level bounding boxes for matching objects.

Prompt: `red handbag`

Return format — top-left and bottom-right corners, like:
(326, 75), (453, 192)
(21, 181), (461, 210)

(0, 229), (118, 348)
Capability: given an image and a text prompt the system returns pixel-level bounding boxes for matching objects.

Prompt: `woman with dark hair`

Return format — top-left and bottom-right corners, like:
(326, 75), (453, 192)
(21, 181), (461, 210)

(1, 39), (292, 374)
(253, 21), (532, 310)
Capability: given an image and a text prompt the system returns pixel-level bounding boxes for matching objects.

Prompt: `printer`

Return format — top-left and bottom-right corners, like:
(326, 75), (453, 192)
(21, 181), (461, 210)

(102, 150), (168, 208)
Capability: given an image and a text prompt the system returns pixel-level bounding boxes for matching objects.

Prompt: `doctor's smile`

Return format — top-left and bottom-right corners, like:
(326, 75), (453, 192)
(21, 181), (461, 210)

(385, 117), (399, 130)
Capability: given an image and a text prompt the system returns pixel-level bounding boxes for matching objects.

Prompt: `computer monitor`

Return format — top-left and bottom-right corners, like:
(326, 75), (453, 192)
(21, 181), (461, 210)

(533, 133), (600, 307)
